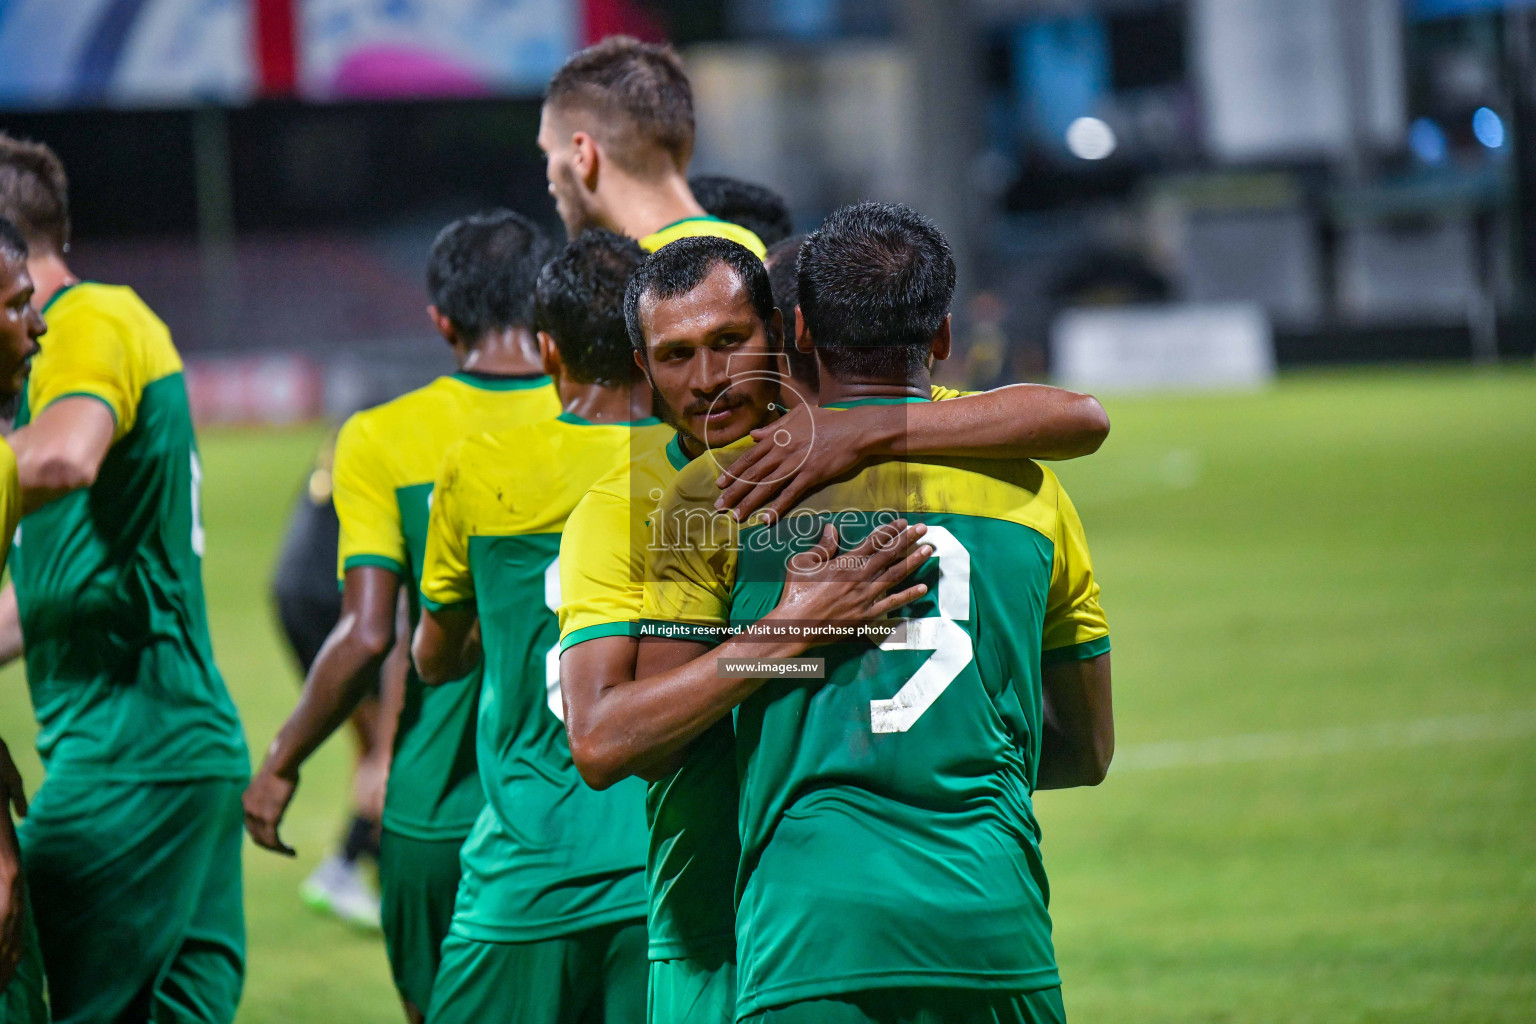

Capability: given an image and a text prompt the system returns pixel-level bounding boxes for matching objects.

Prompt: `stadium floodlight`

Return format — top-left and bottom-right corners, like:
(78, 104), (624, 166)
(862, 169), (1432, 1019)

(1066, 116), (1117, 161)
(1472, 107), (1505, 150)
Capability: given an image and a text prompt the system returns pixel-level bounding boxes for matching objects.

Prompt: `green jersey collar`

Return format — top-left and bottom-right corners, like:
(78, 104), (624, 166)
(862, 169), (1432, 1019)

(665, 433), (695, 471)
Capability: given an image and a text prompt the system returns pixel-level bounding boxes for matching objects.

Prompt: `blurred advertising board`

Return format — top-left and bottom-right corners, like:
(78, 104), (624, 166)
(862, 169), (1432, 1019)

(185, 354), (324, 426)
(1051, 303), (1276, 393)
(0, 0), (578, 108)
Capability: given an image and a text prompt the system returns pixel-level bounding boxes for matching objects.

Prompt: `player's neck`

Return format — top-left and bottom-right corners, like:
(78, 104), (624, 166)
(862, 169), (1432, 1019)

(605, 173), (707, 240)
(459, 328), (544, 377)
(27, 253), (78, 310)
(559, 380), (651, 424)
(816, 371), (931, 407)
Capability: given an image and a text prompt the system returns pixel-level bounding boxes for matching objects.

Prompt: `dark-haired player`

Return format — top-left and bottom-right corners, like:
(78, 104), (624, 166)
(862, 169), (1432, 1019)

(0, 133), (249, 1024)
(559, 232), (1113, 1024)
(410, 230), (664, 1024)
(0, 216), (45, 1024)
(689, 175), (794, 247)
(640, 204), (1115, 1024)
(245, 209), (559, 1022)
(538, 36), (767, 257)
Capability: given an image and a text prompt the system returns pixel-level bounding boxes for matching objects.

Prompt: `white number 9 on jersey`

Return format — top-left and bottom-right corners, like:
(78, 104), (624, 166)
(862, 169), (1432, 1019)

(870, 525), (973, 734)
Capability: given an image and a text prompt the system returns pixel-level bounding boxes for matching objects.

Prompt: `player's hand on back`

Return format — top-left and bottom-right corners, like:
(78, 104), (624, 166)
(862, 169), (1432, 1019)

(715, 403), (897, 524)
(768, 520), (932, 641)
(0, 738), (26, 988)
(242, 767), (299, 857)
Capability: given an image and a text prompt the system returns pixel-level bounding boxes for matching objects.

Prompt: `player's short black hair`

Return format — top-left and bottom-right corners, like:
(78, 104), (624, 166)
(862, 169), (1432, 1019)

(624, 235), (776, 356)
(0, 216), (30, 266)
(689, 175), (793, 246)
(545, 36), (694, 175)
(427, 209), (551, 346)
(765, 234), (815, 389)
(0, 134), (69, 255)
(798, 201), (955, 380)
(535, 229), (646, 386)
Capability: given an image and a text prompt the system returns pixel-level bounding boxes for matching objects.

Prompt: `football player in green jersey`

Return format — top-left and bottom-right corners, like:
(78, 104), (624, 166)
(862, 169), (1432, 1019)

(0, 134), (250, 1024)
(0, 216), (46, 1024)
(245, 211), (559, 1022)
(538, 36), (767, 258)
(561, 233), (1113, 1024)
(637, 206), (1115, 1024)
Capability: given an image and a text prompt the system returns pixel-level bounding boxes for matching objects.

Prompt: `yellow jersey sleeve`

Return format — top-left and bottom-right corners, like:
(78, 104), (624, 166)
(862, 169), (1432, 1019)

(333, 412), (406, 578)
(419, 441), (475, 611)
(30, 305), (140, 439)
(558, 484), (646, 651)
(1041, 482), (1110, 663)
(0, 438), (20, 565)
(638, 485), (738, 641)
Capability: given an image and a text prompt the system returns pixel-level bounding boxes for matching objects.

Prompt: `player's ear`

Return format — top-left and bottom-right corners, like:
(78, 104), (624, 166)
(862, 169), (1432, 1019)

(794, 306), (814, 354)
(930, 315), (952, 363)
(537, 331), (563, 380)
(428, 305), (457, 347)
(632, 347), (655, 388)
(571, 132), (599, 191)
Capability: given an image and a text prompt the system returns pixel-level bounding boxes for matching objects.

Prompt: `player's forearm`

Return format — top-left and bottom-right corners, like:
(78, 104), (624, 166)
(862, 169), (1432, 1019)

(0, 585), (21, 667)
(263, 621), (393, 778)
(567, 631), (805, 789)
(412, 609), (479, 685)
(883, 385), (1109, 462)
(1036, 653), (1114, 789)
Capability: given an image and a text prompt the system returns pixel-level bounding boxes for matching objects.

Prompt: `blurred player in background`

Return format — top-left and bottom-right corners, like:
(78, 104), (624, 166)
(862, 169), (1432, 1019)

(270, 430), (404, 930)
(0, 216), (46, 1024)
(0, 134), (250, 1024)
(413, 230), (662, 1024)
(689, 175), (794, 247)
(537, 36), (767, 258)
(245, 210), (559, 1022)
(639, 204), (1115, 1024)
(560, 233), (1111, 1024)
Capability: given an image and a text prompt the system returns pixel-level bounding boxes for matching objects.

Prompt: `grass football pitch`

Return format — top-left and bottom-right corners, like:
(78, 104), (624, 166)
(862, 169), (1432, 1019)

(0, 365), (1530, 1023)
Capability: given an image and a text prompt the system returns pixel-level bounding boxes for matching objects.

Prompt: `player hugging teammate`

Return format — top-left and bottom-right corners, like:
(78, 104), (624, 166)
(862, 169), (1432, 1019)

(0, 32), (1115, 1024)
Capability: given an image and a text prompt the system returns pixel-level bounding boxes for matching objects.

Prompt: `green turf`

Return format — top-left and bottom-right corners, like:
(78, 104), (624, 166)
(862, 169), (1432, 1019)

(0, 366), (1531, 1022)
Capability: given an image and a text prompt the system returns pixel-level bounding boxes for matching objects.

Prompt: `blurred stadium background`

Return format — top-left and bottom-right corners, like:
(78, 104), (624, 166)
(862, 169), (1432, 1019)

(0, 0), (1531, 1021)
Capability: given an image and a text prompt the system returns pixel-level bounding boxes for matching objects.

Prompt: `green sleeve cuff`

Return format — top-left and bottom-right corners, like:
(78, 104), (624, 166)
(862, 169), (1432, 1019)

(558, 621), (639, 652)
(420, 595), (474, 614)
(1041, 635), (1111, 666)
(47, 391), (119, 425)
(342, 554), (405, 576)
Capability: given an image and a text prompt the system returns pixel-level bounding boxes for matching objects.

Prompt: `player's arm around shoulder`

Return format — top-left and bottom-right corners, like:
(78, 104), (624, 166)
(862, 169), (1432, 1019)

(412, 440), (481, 685)
(716, 383), (1110, 524)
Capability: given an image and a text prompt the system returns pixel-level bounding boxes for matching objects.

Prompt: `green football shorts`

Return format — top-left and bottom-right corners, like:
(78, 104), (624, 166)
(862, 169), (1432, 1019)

(378, 829), (465, 1015)
(427, 920), (646, 1024)
(0, 888), (47, 1024)
(740, 986), (1067, 1024)
(648, 951), (736, 1024)
(20, 776), (246, 1024)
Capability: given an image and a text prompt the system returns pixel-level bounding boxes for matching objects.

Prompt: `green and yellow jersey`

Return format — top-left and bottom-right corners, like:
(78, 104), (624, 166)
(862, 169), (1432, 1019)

(558, 431), (732, 963)
(558, 386), (968, 968)
(642, 395), (1110, 1016)
(10, 282), (247, 782)
(640, 216), (766, 258)
(419, 413), (670, 943)
(334, 370), (559, 839)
